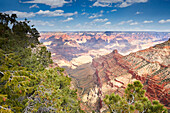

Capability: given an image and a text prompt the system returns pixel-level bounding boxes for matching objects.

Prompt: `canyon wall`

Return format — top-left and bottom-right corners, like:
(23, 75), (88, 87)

(68, 39), (170, 112)
(39, 32), (170, 112)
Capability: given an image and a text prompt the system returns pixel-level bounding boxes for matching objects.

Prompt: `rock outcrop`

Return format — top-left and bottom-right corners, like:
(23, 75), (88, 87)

(68, 39), (170, 112)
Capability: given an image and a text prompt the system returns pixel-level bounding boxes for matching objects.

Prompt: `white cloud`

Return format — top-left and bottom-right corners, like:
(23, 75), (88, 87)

(118, 20), (133, 25)
(30, 20), (54, 26)
(130, 22), (138, 25)
(119, 0), (148, 7)
(89, 14), (103, 19)
(127, 20), (133, 23)
(111, 9), (117, 12)
(93, 0), (123, 7)
(36, 10), (78, 17)
(118, 20), (138, 25)
(93, 18), (108, 22)
(105, 22), (111, 25)
(118, 2), (131, 7)
(126, 0), (148, 3)
(36, 10), (63, 15)
(93, 2), (111, 7)
(62, 17), (74, 22)
(4, 10), (78, 18)
(23, 0), (72, 8)
(29, 4), (39, 8)
(92, 0), (148, 8)
(118, 21), (126, 25)
(136, 11), (142, 15)
(158, 19), (170, 24)
(4, 11), (35, 18)
(143, 20), (153, 23)
(100, 10), (104, 13)
(81, 12), (86, 15)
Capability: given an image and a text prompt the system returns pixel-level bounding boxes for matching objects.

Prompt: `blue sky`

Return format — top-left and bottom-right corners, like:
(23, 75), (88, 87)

(0, 0), (170, 31)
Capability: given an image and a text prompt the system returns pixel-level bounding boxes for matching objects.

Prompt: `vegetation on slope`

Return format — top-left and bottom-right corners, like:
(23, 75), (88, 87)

(0, 13), (84, 113)
(104, 81), (168, 113)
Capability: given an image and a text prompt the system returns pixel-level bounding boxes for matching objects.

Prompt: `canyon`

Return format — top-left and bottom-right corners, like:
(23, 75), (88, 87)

(39, 31), (169, 69)
(39, 31), (170, 112)
(68, 40), (170, 112)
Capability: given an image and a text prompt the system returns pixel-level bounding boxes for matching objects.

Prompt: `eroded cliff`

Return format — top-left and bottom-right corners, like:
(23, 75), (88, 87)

(68, 39), (170, 112)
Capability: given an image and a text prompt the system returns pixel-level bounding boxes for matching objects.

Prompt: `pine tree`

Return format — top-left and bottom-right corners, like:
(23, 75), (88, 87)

(0, 13), (84, 112)
(104, 81), (168, 113)
(24, 68), (84, 113)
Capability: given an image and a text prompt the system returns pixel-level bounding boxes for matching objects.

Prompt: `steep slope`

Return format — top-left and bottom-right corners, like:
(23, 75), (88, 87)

(0, 13), (84, 113)
(68, 39), (170, 112)
(123, 40), (170, 107)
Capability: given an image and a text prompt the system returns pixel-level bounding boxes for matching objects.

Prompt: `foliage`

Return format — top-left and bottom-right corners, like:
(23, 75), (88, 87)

(24, 68), (84, 113)
(104, 81), (168, 113)
(0, 51), (39, 112)
(0, 13), (83, 113)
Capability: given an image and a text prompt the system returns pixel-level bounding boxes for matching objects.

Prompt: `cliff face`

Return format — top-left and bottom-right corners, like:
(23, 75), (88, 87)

(123, 41), (170, 108)
(67, 40), (170, 112)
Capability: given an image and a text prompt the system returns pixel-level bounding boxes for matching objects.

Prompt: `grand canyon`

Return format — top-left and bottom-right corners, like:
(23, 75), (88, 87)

(39, 31), (170, 112)
(1, 0), (170, 112)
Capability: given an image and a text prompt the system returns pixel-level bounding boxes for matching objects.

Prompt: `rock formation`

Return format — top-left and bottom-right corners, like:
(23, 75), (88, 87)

(39, 31), (169, 70)
(67, 39), (170, 112)
(39, 32), (170, 112)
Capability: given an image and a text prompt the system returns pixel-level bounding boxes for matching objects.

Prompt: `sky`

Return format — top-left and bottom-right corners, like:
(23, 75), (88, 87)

(0, 0), (170, 31)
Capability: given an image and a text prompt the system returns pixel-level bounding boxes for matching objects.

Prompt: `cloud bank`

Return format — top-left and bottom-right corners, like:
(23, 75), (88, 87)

(4, 10), (78, 18)
(92, 0), (148, 8)
(23, 0), (72, 8)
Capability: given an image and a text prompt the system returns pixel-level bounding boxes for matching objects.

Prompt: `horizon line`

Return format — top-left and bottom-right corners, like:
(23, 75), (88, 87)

(39, 30), (170, 32)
